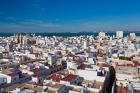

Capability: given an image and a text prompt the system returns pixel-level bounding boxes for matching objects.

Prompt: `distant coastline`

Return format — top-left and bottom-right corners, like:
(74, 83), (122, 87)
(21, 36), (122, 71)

(0, 31), (140, 37)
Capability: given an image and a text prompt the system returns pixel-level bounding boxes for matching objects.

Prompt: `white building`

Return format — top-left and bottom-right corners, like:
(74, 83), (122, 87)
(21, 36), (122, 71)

(48, 53), (57, 65)
(32, 75), (44, 83)
(116, 31), (123, 38)
(0, 73), (19, 84)
(130, 33), (136, 40)
(0, 68), (21, 84)
(99, 32), (106, 38)
(83, 40), (88, 49)
(67, 61), (78, 70)
(0, 76), (7, 85)
(76, 70), (105, 82)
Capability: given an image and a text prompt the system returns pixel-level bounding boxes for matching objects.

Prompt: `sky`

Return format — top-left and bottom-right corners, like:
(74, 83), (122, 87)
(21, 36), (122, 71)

(0, 0), (140, 32)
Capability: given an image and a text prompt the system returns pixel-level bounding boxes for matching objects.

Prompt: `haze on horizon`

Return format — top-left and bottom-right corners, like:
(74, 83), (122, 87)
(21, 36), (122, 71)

(0, 0), (140, 32)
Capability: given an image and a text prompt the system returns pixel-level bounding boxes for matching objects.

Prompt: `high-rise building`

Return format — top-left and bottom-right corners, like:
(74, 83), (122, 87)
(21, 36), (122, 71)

(48, 53), (56, 66)
(15, 33), (23, 44)
(19, 33), (23, 44)
(99, 32), (106, 38)
(83, 40), (88, 49)
(129, 33), (136, 40)
(116, 31), (123, 38)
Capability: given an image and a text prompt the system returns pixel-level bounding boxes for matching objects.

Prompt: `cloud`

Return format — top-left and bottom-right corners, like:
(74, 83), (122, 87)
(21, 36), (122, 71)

(17, 20), (62, 28)
(5, 17), (17, 21)
(71, 20), (140, 32)
(0, 20), (67, 32)
(18, 20), (43, 25)
(0, 16), (19, 23)
(0, 19), (140, 33)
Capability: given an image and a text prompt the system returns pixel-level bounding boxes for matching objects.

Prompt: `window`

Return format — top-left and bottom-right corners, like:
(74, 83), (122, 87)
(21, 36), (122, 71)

(14, 78), (16, 81)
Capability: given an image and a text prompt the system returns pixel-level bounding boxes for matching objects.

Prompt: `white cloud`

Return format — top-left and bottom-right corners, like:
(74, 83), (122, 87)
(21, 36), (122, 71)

(0, 20), (67, 32)
(5, 17), (16, 20)
(0, 19), (140, 32)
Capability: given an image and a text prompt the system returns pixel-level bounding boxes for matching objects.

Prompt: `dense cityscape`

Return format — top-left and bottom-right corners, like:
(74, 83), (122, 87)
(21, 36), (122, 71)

(1, 0), (140, 93)
(0, 31), (139, 93)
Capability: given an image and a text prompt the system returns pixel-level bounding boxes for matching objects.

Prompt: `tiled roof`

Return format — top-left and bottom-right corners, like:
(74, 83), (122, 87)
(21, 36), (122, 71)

(133, 61), (140, 66)
(67, 53), (75, 57)
(48, 74), (62, 82)
(32, 75), (41, 78)
(101, 63), (110, 67)
(79, 64), (88, 70)
(31, 68), (45, 72)
(61, 74), (78, 81)
(8, 73), (17, 77)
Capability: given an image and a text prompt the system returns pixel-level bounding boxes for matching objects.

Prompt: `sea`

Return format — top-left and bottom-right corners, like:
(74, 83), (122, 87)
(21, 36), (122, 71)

(0, 31), (140, 37)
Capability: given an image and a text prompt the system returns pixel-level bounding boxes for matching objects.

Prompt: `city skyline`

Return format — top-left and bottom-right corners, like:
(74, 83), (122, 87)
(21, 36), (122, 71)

(0, 0), (140, 32)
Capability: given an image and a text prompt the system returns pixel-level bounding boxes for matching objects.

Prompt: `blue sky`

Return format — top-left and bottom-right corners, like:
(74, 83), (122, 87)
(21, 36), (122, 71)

(0, 0), (140, 32)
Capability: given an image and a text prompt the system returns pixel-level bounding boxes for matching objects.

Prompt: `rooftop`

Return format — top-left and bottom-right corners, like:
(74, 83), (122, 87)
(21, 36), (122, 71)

(61, 74), (78, 81)
(31, 67), (46, 72)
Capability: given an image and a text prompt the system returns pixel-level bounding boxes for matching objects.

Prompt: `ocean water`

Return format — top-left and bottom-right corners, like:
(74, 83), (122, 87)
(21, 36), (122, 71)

(0, 32), (140, 37)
